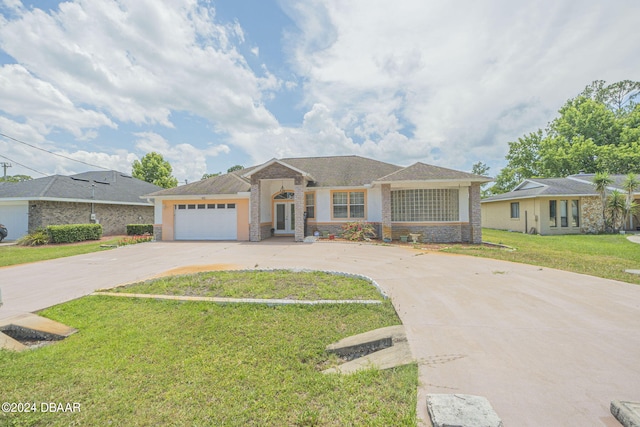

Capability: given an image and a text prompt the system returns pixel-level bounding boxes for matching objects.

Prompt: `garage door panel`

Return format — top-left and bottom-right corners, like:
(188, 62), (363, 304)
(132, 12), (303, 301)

(0, 203), (29, 240)
(174, 204), (237, 240)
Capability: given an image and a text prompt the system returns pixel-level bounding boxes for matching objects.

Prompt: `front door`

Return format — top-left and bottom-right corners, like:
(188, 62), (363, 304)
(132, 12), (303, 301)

(274, 202), (295, 234)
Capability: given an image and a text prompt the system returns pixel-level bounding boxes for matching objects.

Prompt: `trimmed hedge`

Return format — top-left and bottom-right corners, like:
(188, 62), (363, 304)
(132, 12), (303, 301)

(126, 224), (154, 235)
(46, 224), (103, 243)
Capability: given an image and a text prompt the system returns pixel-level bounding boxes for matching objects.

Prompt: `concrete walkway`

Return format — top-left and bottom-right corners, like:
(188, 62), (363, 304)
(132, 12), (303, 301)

(1, 240), (639, 426)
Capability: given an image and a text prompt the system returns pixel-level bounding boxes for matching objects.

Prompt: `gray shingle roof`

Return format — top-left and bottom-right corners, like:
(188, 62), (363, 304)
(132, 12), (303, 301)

(147, 171), (251, 196)
(376, 162), (491, 182)
(482, 178), (598, 202)
(280, 156), (401, 187)
(148, 155), (489, 197)
(0, 170), (162, 204)
(483, 173), (640, 203)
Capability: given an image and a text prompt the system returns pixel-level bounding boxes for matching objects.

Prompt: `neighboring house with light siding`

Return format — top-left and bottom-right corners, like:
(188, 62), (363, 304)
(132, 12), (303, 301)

(146, 155), (490, 243)
(481, 173), (640, 235)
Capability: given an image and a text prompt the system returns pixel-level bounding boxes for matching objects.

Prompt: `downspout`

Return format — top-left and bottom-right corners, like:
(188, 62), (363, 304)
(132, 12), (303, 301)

(91, 183), (95, 222)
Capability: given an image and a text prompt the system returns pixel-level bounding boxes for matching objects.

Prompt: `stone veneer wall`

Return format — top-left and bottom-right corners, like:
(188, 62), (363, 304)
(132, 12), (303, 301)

(29, 201), (154, 236)
(307, 223), (382, 239)
(260, 223), (273, 239)
(391, 224), (467, 243)
(580, 196), (603, 234)
(469, 183), (482, 243)
(153, 224), (162, 241)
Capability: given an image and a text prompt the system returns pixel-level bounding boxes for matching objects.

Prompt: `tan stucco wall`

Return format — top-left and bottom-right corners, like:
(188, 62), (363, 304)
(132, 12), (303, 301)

(482, 199), (538, 233)
(161, 198), (249, 241)
(483, 197), (591, 235)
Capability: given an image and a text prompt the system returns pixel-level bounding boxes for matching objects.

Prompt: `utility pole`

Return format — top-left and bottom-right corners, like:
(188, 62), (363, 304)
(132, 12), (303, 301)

(0, 162), (11, 180)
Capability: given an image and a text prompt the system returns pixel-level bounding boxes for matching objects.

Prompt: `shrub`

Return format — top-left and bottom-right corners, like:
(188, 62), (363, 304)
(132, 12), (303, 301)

(126, 224), (154, 236)
(16, 229), (50, 246)
(341, 221), (377, 241)
(46, 224), (103, 243)
(118, 235), (153, 246)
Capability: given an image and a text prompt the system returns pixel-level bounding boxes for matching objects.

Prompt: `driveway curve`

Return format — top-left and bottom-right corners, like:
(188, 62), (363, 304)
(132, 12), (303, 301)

(1, 240), (639, 426)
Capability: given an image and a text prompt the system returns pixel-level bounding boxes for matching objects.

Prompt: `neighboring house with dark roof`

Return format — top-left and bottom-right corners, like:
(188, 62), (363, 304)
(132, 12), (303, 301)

(146, 155), (490, 243)
(0, 171), (162, 240)
(481, 173), (640, 234)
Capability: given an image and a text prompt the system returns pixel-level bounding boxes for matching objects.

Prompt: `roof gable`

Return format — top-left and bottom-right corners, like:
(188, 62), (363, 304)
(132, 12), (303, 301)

(148, 171), (250, 196)
(241, 158), (315, 181)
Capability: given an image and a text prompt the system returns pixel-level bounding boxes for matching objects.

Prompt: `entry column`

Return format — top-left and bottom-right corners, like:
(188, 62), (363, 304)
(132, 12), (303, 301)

(250, 178), (261, 242)
(381, 184), (392, 240)
(294, 177), (304, 242)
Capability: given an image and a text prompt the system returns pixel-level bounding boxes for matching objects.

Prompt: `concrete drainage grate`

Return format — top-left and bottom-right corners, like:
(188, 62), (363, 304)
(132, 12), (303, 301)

(322, 325), (413, 374)
(0, 314), (77, 351)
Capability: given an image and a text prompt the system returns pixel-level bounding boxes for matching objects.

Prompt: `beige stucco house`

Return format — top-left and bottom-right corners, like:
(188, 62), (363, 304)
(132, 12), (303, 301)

(481, 173), (640, 235)
(146, 155), (490, 243)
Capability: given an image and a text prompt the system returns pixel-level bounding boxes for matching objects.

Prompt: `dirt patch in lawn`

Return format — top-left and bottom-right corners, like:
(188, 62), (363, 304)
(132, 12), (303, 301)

(154, 264), (242, 277)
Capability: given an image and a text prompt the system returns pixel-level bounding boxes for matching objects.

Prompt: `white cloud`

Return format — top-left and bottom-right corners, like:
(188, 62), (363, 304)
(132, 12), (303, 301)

(0, 0), (279, 134)
(133, 132), (230, 183)
(0, 64), (116, 138)
(1, 0), (639, 181)
(279, 0), (640, 170)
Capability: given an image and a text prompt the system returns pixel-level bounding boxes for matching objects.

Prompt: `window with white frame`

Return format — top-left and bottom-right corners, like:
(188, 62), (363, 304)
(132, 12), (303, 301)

(391, 189), (459, 221)
(305, 193), (315, 219)
(332, 191), (365, 219)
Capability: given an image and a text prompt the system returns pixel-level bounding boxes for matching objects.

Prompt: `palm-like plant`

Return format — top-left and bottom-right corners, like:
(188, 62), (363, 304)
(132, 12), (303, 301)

(593, 172), (613, 232)
(622, 173), (640, 230)
(607, 190), (626, 233)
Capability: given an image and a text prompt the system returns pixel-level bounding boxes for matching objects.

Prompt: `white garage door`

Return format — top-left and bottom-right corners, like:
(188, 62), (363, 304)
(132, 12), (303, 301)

(174, 203), (237, 240)
(0, 203), (29, 241)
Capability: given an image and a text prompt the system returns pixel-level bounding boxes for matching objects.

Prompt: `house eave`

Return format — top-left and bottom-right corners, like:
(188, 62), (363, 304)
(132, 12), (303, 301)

(145, 193), (250, 201)
(373, 178), (490, 186)
(481, 193), (597, 203)
(1, 196), (153, 206)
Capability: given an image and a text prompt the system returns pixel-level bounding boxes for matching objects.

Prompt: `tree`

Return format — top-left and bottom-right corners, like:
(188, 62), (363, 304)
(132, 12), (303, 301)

(593, 172), (613, 232)
(201, 172), (220, 180)
(622, 172), (640, 230)
(227, 165), (244, 173)
(0, 174), (32, 182)
(132, 152), (178, 189)
(490, 130), (543, 194)
(471, 161), (491, 197)
(492, 80), (640, 196)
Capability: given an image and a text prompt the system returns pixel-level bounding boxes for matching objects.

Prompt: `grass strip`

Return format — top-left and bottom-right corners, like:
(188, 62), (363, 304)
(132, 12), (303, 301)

(442, 229), (640, 285)
(108, 270), (386, 301)
(0, 296), (416, 426)
(0, 238), (120, 268)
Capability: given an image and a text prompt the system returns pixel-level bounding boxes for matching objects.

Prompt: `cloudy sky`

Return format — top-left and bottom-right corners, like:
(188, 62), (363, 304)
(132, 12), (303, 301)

(1, 0), (638, 183)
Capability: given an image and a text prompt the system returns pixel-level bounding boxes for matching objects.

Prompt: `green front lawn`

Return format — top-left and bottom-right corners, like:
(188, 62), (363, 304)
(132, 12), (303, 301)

(442, 229), (640, 285)
(0, 238), (120, 268)
(109, 270), (385, 301)
(0, 274), (416, 426)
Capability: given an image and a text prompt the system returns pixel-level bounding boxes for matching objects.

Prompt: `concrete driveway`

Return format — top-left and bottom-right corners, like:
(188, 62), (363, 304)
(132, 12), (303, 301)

(1, 240), (639, 426)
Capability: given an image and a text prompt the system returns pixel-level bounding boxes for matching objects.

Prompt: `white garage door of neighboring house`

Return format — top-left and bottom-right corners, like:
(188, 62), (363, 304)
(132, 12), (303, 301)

(174, 203), (237, 240)
(0, 203), (29, 241)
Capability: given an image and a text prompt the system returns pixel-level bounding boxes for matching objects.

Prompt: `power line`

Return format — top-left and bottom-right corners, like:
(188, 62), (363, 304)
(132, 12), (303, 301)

(0, 131), (111, 171)
(0, 153), (47, 176)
